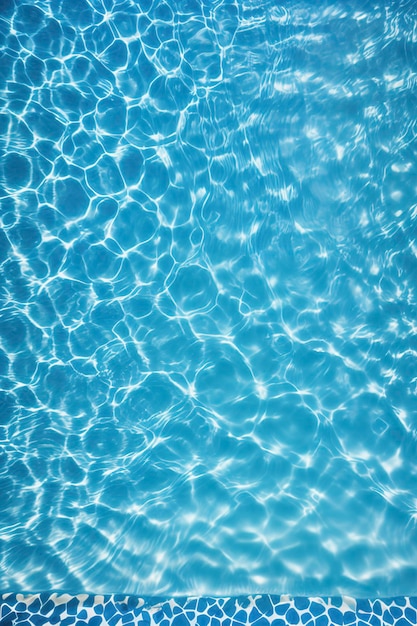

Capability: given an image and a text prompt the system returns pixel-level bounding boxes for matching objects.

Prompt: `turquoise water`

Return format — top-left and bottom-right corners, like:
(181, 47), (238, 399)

(1, 0), (417, 598)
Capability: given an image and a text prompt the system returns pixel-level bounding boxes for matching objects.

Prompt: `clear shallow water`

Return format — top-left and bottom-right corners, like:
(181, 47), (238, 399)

(0, 0), (417, 597)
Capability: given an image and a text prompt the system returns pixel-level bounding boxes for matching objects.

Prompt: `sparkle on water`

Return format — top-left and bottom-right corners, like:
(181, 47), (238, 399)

(1, 0), (417, 598)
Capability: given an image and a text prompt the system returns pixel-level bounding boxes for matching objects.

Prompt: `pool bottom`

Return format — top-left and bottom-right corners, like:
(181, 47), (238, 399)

(0, 593), (416, 625)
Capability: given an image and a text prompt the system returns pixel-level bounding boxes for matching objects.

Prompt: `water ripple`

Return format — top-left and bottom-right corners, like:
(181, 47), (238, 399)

(0, 0), (417, 598)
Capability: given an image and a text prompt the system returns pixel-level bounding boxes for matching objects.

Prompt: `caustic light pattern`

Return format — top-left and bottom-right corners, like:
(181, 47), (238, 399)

(1, 0), (417, 598)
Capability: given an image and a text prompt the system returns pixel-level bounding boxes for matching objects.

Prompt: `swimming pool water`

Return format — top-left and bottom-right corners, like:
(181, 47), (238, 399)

(0, 0), (417, 599)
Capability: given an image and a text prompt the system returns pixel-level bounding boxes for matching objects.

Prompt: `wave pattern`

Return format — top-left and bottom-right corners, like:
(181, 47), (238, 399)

(0, 0), (417, 596)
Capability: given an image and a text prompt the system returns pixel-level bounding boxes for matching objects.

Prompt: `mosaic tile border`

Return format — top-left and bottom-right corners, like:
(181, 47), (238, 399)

(1, 594), (416, 626)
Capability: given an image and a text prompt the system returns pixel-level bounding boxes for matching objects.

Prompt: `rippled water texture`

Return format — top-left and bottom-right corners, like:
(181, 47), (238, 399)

(1, 0), (417, 597)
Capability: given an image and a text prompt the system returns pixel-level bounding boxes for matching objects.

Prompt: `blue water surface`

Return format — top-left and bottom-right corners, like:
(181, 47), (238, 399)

(0, 0), (417, 597)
